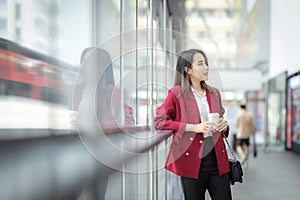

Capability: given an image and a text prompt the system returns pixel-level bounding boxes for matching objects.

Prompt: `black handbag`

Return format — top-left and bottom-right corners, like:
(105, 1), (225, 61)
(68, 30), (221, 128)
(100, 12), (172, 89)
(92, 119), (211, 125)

(224, 135), (244, 185)
(215, 91), (243, 185)
(228, 159), (243, 185)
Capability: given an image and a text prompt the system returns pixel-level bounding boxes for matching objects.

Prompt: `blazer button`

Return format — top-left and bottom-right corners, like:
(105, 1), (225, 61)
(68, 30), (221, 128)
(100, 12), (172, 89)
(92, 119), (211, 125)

(199, 140), (203, 144)
(222, 149), (225, 153)
(185, 152), (190, 156)
(189, 137), (194, 141)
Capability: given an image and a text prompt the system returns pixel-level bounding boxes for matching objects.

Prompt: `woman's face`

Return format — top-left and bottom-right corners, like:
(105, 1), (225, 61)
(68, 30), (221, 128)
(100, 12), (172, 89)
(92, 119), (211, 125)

(187, 52), (209, 82)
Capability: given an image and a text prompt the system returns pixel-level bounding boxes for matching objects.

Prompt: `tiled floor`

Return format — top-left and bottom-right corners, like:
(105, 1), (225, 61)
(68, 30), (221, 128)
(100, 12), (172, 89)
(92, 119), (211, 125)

(230, 147), (300, 200)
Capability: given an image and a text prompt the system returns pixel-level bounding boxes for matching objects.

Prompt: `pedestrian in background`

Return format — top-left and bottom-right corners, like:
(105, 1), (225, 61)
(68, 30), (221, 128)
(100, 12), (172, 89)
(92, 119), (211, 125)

(235, 104), (256, 168)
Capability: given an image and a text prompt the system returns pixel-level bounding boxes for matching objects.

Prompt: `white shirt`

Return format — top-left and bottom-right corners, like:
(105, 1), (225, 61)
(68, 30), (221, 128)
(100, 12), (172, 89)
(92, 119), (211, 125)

(191, 87), (212, 137)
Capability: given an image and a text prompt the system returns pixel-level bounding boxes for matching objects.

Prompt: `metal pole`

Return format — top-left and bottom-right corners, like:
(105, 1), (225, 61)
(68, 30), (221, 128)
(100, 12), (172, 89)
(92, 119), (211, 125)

(135, 1), (139, 199)
(120, 0), (126, 199)
(149, 1), (154, 197)
(163, 2), (168, 199)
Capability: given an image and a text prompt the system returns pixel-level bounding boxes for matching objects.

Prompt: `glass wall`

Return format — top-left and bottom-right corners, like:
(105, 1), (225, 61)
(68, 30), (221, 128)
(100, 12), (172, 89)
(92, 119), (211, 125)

(0, 0), (183, 131)
(86, 1), (184, 200)
(266, 72), (287, 150)
(0, 0), (188, 199)
(286, 72), (300, 154)
(246, 89), (265, 145)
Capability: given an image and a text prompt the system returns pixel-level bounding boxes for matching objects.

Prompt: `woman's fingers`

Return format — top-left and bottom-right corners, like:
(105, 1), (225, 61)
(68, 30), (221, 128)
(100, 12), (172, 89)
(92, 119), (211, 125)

(195, 121), (226, 133)
(217, 118), (228, 132)
(205, 122), (217, 132)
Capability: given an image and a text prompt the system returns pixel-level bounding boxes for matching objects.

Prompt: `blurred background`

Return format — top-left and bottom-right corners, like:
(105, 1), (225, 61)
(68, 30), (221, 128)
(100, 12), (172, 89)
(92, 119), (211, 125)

(0, 0), (300, 199)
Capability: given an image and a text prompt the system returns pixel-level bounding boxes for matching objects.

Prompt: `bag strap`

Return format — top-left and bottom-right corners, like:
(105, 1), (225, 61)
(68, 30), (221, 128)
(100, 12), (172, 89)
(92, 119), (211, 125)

(223, 135), (238, 163)
(215, 91), (238, 163)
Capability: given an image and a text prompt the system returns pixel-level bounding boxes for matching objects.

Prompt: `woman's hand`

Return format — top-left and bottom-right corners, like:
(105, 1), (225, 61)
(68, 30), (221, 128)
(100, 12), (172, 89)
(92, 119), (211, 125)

(186, 122), (217, 133)
(216, 117), (228, 132)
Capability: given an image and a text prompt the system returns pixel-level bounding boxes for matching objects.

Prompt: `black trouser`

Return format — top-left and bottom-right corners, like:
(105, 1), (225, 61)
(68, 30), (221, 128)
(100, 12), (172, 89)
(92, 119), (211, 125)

(181, 137), (232, 200)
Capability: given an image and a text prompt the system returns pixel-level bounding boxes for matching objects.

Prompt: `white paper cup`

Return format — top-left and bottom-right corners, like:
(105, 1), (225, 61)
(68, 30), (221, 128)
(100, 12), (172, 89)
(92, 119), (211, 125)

(208, 113), (219, 123)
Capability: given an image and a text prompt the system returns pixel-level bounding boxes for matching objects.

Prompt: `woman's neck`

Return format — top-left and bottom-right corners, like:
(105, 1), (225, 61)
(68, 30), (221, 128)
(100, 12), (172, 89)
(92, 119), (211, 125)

(191, 83), (204, 95)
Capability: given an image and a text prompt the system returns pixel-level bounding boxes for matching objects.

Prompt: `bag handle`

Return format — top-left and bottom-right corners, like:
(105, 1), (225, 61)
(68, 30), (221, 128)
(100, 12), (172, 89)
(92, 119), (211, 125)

(223, 135), (238, 163)
(215, 91), (238, 164)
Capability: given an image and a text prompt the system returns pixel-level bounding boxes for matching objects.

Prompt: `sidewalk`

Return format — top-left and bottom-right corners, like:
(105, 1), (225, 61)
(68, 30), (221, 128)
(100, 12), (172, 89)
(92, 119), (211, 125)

(105, 145), (300, 200)
(231, 147), (300, 200)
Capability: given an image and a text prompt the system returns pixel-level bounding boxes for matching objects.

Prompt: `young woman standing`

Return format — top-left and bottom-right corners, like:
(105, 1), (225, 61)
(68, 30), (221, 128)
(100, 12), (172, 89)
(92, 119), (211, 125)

(154, 49), (232, 200)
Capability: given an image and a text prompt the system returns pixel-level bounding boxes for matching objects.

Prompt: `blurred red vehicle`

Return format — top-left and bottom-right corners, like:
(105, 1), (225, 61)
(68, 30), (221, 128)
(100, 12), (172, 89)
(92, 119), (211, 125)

(0, 38), (77, 104)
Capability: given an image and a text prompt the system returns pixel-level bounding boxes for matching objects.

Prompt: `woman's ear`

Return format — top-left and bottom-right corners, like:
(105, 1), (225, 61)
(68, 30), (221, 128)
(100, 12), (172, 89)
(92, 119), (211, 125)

(184, 67), (190, 74)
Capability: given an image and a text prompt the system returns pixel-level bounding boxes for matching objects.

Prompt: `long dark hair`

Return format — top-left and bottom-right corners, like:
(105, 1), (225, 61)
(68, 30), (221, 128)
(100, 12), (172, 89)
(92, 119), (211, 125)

(79, 47), (115, 120)
(173, 49), (216, 97)
(80, 47), (115, 86)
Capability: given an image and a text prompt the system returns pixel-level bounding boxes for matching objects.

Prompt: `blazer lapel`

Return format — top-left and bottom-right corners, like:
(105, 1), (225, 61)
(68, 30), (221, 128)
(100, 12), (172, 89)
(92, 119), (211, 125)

(183, 90), (201, 123)
(206, 91), (218, 113)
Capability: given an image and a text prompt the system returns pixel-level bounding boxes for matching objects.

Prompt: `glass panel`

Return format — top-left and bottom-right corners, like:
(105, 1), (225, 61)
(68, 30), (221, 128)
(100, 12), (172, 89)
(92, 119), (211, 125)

(0, 1), (184, 200)
(289, 74), (300, 144)
(267, 72), (287, 149)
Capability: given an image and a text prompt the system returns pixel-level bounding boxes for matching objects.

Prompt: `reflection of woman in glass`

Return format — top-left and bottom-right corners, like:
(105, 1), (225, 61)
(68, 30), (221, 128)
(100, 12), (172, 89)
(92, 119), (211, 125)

(73, 47), (135, 129)
(73, 47), (135, 200)
(154, 49), (231, 200)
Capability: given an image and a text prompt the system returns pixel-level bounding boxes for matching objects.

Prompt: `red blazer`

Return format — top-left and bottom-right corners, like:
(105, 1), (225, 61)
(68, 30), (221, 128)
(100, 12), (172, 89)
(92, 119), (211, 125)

(99, 85), (135, 128)
(74, 84), (135, 128)
(154, 85), (230, 179)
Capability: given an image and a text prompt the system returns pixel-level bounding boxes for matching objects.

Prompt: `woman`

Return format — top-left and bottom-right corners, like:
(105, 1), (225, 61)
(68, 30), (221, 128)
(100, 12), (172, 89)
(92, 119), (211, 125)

(73, 47), (135, 200)
(73, 47), (135, 129)
(154, 49), (232, 200)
